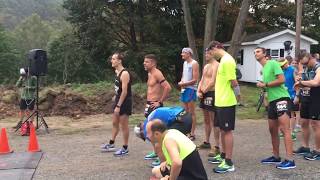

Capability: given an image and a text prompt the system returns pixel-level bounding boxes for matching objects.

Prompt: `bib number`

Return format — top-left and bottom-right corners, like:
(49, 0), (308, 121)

(276, 101), (288, 112)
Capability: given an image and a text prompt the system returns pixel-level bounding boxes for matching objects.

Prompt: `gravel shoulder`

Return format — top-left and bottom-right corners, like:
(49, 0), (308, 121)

(1, 115), (319, 180)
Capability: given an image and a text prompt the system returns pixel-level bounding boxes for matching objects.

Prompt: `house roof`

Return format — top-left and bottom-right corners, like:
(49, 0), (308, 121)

(224, 29), (318, 46)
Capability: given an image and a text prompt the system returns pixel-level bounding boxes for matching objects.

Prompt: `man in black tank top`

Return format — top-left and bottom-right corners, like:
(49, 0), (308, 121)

(294, 53), (320, 161)
(101, 52), (132, 157)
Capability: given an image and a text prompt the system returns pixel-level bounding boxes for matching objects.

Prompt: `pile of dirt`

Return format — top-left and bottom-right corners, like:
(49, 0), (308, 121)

(0, 86), (145, 119)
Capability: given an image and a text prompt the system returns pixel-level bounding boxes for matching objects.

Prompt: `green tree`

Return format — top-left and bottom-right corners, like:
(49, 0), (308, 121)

(47, 26), (106, 84)
(12, 13), (54, 54)
(0, 25), (20, 84)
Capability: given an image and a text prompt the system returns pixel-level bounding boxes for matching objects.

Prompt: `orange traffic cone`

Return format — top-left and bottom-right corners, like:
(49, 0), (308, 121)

(0, 128), (13, 154)
(28, 124), (41, 152)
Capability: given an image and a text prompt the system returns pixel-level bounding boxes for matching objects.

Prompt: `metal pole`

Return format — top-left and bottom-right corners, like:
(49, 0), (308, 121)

(295, 0), (303, 58)
(36, 76), (39, 129)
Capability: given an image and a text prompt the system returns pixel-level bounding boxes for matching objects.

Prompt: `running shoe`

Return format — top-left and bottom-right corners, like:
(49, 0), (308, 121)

(213, 159), (235, 173)
(208, 146), (220, 157)
(114, 147), (129, 157)
(276, 159), (296, 170)
(144, 152), (158, 160)
(208, 153), (223, 164)
(293, 146), (311, 155)
(197, 142), (211, 149)
(101, 143), (116, 152)
(151, 158), (161, 167)
(261, 156), (281, 164)
(304, 150), (320, 161)
(291, 132), (297, 141)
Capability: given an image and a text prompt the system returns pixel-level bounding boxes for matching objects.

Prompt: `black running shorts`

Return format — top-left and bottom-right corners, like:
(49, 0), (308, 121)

(20, 99), (35, 111)
(300, 102), (320, 120)
(268, 97), (291, 120)
(215, 106), (236, 131)
(199, 91), (215, 112)
(113, 98), (132, 116)
(169, 112), (192, 135)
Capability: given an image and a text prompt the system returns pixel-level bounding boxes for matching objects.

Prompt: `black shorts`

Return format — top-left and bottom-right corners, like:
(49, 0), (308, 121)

(144, 101), (163, 117)
(268, 97), (291, 120)
(113, 98), (132, 116)
(160, 150), (207, 180)
(199, 91), (215, 112)
(214, 106), (236, 131)
(290, 99), (299, 112)
(300, 102), (320, 120)
(20, 99), (35, 110)
(169, 112), (192, 135)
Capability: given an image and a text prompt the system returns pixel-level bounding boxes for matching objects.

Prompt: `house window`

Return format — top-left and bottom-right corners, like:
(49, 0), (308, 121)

(271, 50), (279, 57)
(266, 49), (285, 59)
(236, 49), (244, 65)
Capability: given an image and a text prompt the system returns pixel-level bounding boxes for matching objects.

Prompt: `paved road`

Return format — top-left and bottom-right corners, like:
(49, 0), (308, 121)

(4, 118), (320, 180)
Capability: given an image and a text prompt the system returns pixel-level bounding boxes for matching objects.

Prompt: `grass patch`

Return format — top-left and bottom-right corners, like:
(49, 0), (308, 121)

(236, 83), (266, 120)
(71, 81), (113, 97)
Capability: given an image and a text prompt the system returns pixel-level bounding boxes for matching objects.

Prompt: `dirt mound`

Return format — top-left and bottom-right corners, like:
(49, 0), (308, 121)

(0, 86), (145, 119)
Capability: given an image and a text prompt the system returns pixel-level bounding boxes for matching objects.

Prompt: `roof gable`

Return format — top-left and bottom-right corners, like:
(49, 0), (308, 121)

(224, 29), (318, 46)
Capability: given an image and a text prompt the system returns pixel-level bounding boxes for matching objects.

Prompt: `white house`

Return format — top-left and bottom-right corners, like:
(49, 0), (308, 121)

(224, 29), (318, 83)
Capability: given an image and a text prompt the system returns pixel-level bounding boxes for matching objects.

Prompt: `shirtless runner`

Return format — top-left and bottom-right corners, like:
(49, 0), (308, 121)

(197, 49), (220, 156)
(143, 54), (172, 166)
(143, 54), (172, 117)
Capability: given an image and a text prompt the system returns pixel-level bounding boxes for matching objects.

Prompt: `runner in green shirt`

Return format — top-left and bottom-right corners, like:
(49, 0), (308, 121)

(255, 47), (296, 170)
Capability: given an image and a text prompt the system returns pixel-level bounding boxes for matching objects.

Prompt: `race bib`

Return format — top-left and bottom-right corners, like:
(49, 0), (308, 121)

(204, 97), (213, 106)
(301, 88), (310, 96)
(276, 101), (288, 112)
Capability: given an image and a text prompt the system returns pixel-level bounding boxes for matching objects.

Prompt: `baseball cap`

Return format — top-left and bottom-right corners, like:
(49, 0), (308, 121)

(182, 47), (193, 55)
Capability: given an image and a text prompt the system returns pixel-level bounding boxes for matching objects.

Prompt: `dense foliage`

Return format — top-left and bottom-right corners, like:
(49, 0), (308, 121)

(0, 0), (319, 84)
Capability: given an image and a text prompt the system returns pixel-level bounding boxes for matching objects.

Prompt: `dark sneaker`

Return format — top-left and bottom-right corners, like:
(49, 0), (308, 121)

(208, 154), (223, 164)
(304, 150), (320, 161)
(114, 147), (129, 157)
(151, 158), (161, 167)
(293, 146), (311, 155)
(261, 156), (281, 164)
(144, 152), (158, 160)
(276, 159), (296, 170)
(213, 160), (235, 173)
(197, 142), (211, 149)
(101, 143), (116, 152)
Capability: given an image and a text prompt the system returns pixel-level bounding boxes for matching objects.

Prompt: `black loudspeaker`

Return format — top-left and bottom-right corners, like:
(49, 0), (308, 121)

(28, 49), (47, 76)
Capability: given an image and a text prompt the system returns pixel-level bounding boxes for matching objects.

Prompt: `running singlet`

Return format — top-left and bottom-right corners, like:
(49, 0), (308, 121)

(114, 69), (132, 102)
(182, 60), (197, 90)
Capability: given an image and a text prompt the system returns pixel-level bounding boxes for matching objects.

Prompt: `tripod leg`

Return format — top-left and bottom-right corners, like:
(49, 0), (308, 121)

(38, 114), (49, 133)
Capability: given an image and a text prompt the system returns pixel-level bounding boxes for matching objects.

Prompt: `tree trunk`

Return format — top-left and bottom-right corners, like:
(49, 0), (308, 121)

(203, 0), (221, 65)
(128, 0), (137, 50)
(227, 0), (251, 58)
(295, 0), (303, 58)
(181, 0), (199, 61)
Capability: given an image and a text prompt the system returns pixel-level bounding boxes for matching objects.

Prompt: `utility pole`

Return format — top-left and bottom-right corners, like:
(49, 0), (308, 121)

(295, 0), (303, 58)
